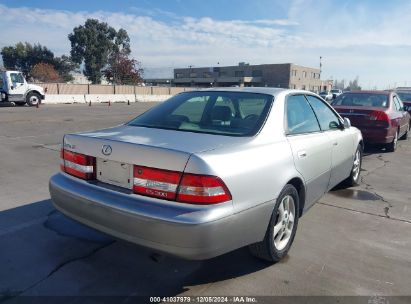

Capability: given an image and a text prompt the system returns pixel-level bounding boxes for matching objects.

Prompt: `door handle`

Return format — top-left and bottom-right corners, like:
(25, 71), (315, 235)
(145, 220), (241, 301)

(297, 151), (307, 158)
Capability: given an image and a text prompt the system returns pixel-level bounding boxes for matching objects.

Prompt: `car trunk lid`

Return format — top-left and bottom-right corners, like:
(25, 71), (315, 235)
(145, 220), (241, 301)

(333, 105), (390, 128)
(63, 125), (248, 172)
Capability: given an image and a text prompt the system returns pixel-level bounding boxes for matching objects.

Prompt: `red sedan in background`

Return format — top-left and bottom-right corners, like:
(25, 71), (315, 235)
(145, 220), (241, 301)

(396, 90), (411, 115)
(331, 91), (410, 152)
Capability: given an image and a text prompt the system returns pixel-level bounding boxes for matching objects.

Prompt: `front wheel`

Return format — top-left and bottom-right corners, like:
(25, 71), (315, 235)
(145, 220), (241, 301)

(249, 184), (299, 262)
(26, 92), (41, 106)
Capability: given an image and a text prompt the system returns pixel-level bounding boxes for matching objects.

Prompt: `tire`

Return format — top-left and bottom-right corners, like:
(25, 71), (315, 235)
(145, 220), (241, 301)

(249, 184), (299, 262)
(386, 130), (398, 152)
(344, 144), (362, 187)
(26, 92), (41, 106)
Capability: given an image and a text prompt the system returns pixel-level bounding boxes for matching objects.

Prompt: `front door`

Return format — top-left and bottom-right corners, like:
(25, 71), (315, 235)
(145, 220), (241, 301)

(8, 72), (27, 101)
(305, 95), (355, 189)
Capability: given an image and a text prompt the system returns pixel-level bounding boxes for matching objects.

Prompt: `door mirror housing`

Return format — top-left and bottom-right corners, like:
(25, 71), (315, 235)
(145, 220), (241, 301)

(343, 117), (351, 129)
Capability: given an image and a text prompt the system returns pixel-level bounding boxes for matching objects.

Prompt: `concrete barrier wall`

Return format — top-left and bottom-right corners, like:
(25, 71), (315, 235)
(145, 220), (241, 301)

(34, 83), (195, 96)
(43, 94), (171, 104)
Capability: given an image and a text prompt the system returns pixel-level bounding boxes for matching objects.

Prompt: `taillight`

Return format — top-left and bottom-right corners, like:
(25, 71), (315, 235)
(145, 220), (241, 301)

(177, 174), (232, 204)
(133, 166), (182, 200)
(61, 149), (96, 180)
(132, 165), (231, 204)
(369, 110), (390, 123)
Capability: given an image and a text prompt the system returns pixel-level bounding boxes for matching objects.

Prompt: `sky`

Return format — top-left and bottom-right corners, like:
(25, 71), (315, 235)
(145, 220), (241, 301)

(0, 0), (410, 89)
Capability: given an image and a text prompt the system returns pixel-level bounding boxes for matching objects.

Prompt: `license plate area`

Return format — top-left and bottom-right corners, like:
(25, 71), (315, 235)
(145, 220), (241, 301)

(96, 158), (133, 189)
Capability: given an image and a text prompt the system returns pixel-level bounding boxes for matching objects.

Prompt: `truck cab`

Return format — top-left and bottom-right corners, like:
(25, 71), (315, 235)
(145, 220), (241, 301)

(0, 70), (45, 106)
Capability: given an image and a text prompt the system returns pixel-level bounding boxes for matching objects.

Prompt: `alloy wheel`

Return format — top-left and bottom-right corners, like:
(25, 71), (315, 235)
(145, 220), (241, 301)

(273, 195), (295, 251)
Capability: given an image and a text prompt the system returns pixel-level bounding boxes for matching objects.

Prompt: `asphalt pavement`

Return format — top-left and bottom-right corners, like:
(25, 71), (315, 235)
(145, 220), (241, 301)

(0, 103), (410, 302)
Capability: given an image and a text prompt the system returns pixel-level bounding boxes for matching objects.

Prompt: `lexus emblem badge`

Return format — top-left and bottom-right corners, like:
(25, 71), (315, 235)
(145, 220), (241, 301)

(102, 145), (112, 156)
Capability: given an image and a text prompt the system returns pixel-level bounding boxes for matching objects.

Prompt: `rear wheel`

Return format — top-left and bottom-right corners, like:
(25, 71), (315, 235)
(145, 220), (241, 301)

(344, 144), (362, 187)
(249, 184), (299, 262)
(400, 123), (409, 140)
(386, 130), (398, 152)
(26, 92), (41, 106)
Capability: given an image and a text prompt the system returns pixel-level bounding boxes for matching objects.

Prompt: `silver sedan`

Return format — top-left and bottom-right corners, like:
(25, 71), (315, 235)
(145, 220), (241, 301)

(49, 88), (363, 262)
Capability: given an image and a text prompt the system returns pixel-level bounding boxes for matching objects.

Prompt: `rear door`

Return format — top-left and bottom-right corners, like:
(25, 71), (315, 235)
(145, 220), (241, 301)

(306, 95), (354, 189)
(393, 95), (409, 136)
(285, 94), (332, 207)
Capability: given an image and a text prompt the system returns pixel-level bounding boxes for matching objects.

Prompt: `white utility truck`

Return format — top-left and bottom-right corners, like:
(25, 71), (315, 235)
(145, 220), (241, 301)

(0, 70), (45, 106)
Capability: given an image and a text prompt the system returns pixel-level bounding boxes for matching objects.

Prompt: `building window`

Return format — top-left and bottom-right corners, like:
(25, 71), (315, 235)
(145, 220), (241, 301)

(235, 71), (244, 77)
(175, 73), (184, 79)
(302, 71), (307, 78)
(219, 71), (227, 77)
(302, 85), (306, 90)
(203, 72), (212, 78)
(252, 70), (262, 77)
(291, 70), (297, 77)
(190, 72), (197, 78)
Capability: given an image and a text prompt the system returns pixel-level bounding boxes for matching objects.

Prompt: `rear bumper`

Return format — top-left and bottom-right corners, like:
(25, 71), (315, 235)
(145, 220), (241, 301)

(49, 173), (270, 260)
(357, 126), (394, 144)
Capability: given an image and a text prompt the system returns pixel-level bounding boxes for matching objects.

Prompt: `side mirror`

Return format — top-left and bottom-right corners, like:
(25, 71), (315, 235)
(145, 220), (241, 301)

(343, 117), (351, 129)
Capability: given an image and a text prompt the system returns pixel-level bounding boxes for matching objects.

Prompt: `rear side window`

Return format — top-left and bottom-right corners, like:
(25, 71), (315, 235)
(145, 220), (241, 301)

(286, 95), (320, 135)
(128, 91), (273, 136)
(306, 95), (341, 131)
(393, 96), (403, 111)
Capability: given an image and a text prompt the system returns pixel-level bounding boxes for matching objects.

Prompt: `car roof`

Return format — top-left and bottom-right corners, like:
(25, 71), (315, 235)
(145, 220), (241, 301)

(193, 87), (287, 96)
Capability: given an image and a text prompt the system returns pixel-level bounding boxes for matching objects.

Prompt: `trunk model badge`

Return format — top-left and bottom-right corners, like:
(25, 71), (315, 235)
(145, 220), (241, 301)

(102, 145), (112, 156)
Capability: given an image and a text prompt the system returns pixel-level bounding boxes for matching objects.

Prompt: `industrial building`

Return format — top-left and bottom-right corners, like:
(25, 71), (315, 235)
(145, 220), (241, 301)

(173, 62), (327, 92)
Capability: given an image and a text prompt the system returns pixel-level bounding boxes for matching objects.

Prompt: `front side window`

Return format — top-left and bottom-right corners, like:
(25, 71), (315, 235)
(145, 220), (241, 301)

(128, 92), (273, 136)
(10, 73), (24, 84)
(306, 95), (341, 131)
(286, 95), (321, 135)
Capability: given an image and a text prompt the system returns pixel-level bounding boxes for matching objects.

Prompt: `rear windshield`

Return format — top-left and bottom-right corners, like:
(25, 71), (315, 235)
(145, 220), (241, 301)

(397, 92), (411, 102)
(127, 91), (273, 136)
(332, 93), (389, 108)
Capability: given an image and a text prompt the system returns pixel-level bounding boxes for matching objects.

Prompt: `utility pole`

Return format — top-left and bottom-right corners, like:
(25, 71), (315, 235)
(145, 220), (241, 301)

(319, 56), (322, 76)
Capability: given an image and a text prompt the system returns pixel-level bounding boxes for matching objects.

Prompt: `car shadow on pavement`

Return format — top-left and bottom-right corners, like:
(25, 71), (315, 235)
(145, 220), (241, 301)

(0, 199), (271, 299)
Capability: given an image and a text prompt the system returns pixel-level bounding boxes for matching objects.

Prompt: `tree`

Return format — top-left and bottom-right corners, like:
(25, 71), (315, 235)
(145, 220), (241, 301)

(53, 55), (77, 82)
(1, 42), (54, 77)
(68, 19), (131, 84)
(346, 77), (361, 91)
(31, 63), (61, 82)
(1, 42), (77, 81)
(103, 52), (143, 85)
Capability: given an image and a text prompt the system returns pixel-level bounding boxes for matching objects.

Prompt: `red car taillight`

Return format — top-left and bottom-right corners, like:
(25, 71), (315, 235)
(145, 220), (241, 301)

(61, 149), (96, 180)
(369, 110), (390, 123)
(132, 165), (232, 204)
(177, 174), (232, 204)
